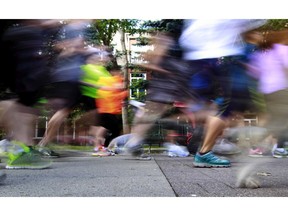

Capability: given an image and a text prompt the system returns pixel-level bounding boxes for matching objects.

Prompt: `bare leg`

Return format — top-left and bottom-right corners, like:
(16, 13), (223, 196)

(38, 108), (71, 147)
(13, 109), (38, 145)
(0, 100), (17, 139)
(199, 116), (227, 153)
(124, 101), (172, 154)
(94, 126), (108, 150)
(1, 101), (38, 146)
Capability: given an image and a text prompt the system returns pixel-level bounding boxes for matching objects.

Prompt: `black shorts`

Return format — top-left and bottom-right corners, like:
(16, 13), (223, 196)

(17, 89), (45, 107)
(98, 113), (122, 134)
(78, 95), (97, 112)
(98, 113), (122, 147)
(44, 82), (82, 109)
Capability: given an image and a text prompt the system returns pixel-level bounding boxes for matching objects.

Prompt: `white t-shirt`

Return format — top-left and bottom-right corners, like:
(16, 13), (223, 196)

(179, 19), (266, 60)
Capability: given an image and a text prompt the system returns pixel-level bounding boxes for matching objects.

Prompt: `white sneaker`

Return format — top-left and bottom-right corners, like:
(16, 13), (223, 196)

(212, 138), (241, 155)
(272, 148), (288, 158)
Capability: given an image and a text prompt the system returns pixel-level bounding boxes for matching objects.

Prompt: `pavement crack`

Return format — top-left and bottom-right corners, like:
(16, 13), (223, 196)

(196, 183), (210, 193)
(154, 159), (179, 197)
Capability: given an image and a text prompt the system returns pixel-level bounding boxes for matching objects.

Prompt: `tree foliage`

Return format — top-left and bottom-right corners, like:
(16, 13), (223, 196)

(258, 19), (288, 31)
(85, 19), (143, 47)
(140, 19), (183, 33)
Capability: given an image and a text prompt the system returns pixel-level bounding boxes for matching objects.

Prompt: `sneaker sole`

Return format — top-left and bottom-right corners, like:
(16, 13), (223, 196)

(272, 155), (288, 158)
(193, 162), (230, 168)
(136, 156), (152, 160)
(125, 156), (153, 161)
(248, 154), (272, 158)
(39, 151), (60, 158)
(5, 163), (52, 169)
(41, 155), (60, 158)
(91, 153), (113, 157)
(248, 154), (264, 158)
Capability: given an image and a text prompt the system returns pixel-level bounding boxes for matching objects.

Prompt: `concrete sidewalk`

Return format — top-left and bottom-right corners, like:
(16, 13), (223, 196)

(1, 150), (288, 197)
(154, 153), (288, 197)
(0, 152), (176, 197)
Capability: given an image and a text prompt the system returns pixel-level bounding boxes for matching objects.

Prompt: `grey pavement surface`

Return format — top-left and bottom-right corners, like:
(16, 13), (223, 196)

(1, 150), (288, 197)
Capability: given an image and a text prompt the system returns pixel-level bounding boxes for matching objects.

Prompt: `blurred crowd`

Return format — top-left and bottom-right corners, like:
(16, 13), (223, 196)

(1, 19), (288, 186)
(0, 19), (127, 171)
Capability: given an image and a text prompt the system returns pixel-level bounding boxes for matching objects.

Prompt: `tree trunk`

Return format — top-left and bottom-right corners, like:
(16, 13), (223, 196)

(120, 29), (130, 134)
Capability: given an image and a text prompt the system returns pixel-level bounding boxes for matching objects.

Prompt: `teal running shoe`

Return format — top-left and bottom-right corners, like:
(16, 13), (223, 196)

(193, 151), (230, 168)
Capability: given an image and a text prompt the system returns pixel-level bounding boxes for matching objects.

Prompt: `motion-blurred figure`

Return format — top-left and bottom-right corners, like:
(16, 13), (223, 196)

(91, 65), (128, 156)
(0, 20), (54, 169)
(37, 19), (92, 157)
(123, 25), (214, 159)
(236, 33), (288, 188)
(178, 19), (266, 168)
(247, 33), (288, 158)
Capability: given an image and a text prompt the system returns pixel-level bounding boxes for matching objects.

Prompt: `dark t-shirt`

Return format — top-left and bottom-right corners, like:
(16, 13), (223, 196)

(2, 23), (50, 93)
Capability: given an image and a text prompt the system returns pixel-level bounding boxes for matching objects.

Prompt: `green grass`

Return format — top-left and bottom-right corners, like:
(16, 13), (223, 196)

(49, 143), (92, 151)
(49, 143), (166, 152)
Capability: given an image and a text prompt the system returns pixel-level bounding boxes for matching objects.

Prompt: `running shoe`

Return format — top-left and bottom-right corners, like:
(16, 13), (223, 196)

(123, 136), (144, 157)
(193, 151), (231, 168)
(272, 148), (288, 158)
(38, 147), (60, 158)
(248, 147), (264, 157)
(136, 153), (152, 160)
(92, 146), (115, 157)
(212, 138), (241, 155)
(6, 148), (52, 169)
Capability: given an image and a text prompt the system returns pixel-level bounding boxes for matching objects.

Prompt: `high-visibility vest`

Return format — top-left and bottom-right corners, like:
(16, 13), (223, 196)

(80, 64), (111, 98)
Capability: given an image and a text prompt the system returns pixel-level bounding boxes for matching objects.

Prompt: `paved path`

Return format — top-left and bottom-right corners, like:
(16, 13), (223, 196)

(1, 151), (288, 197)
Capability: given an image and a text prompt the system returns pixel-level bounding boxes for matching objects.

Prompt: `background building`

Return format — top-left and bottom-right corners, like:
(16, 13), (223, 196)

(112, 32), (153, 99)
